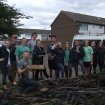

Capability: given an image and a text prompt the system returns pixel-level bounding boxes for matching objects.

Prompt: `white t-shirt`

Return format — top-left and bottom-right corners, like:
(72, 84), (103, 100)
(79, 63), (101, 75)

(7, 48), (11, 66)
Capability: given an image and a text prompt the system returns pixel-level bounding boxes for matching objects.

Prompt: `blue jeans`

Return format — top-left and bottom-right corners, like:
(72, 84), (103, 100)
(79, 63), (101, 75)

(78, 60), (85, 74)
(19, 77), (39, 93)
(56, 63), (64, 78)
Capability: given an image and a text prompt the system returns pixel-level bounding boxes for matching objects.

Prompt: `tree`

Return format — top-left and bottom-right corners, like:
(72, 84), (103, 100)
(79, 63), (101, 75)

(0, 0), (32, 37)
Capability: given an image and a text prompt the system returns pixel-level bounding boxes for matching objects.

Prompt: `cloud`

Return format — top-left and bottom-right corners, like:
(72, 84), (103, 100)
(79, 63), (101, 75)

(7, 0), (105, 29)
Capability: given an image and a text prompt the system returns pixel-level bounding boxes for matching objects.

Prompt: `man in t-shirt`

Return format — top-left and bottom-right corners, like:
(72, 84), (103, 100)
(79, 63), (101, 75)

(17, 51), (39, 93)
(47, 35), (57, 78)
(28, 32), (37, 52)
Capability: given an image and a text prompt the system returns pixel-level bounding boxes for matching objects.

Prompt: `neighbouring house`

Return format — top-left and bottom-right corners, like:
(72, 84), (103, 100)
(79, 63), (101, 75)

(51, 10), (105, 46)
(18, 28), (51, 47)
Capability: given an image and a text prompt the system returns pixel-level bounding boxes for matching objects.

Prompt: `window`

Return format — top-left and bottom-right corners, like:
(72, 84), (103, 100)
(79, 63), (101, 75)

(25, 34), (31, 37)
(41, 34), (47, 37)
(79, 23), (88, 31)
(99, 26), (102, 28)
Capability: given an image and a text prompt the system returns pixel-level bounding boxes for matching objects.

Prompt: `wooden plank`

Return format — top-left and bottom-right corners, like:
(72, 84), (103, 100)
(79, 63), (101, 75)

(30, 65), (45, 70)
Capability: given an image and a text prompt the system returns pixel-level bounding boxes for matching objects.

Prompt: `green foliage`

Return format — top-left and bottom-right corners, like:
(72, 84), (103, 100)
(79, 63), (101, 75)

(0, 0), (32, 36)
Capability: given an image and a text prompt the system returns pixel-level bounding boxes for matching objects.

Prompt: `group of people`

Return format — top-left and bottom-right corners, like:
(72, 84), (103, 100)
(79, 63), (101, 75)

(0, 32), (105, 93)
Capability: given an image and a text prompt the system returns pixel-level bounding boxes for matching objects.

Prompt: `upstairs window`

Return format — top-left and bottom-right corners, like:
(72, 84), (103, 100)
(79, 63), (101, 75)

(79, 23), (88, 31)
(99, 26), (102, 28)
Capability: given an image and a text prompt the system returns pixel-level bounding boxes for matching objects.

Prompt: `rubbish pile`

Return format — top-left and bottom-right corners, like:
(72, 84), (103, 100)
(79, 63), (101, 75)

(1, 71), (105, 105)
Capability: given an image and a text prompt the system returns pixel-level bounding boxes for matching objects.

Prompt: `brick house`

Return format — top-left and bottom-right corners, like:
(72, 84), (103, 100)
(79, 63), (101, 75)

(51, 10), (105, 46)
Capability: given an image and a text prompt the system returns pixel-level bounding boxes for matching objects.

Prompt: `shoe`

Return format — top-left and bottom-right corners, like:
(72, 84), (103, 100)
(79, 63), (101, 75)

(13, 81), (17, 85)
(4, 86), (11, 91)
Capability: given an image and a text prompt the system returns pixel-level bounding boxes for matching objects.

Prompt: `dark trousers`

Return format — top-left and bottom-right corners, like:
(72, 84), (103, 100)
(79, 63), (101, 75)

(56, 63), (64, 78)
(35, 68), (49, 81)
(90, 63), (97, 74)
(73, 62), (78, 76)
(1, 65), (13, 85)
(19, 77), (39, 93)
(99, 63), (104, 71)
(11, 63), (17, 81)
(64, 64), (72, 77)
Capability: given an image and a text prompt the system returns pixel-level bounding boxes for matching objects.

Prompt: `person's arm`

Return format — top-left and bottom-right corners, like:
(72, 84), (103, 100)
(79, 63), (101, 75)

(18, 68), (27, 74)
(51, 44), (58, 53)
(16, 55), (19, 62)
(33, 47), (40, 58)
(28, 41), (31, 49)
(47, 44), (52, 59)
(18, 61), (30, 74)
(78, 47), (85, 57)
(0, 58), (4, 61)
(90, 47), (93, 64)
(14, 47), (20, 62)
(41, 47), (46, 55)
(90, 54), (93, 64)
(68, 49), (73, 63)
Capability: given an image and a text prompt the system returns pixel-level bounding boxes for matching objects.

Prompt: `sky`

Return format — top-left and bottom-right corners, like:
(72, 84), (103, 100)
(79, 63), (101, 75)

(7, 0), (105, 30)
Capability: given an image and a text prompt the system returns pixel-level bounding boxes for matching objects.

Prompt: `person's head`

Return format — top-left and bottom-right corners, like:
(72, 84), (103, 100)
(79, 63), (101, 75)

(4, 39), (13, 52)
(11, 34), (17, 42)
(21, 38), (27, 46)
(57, 41), (62, 48)
(23, 51), (30, 60)
(74, 40), (80, 47)
(51, 35), (57, 43)
(65, 42), (70, 50)
(31, 32), (37, 40)
(36, 39), (41, 47)
(98, 41), (104, 48)
(4, 39), (11, 48)
(83, 40), (89, 46)
(91, 41), (96, 47)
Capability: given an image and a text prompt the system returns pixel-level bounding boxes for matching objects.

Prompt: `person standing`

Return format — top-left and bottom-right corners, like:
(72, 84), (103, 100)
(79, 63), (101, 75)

(18, 51), (39, 93)
(15, 38), (32, 63)
(64, 42), (72, 77)
(91, 41), (98, 74)
(0, 40), (13, 90)
(32, 40), (49, 81)
(10, 34), (18, 85)
(52, 41), (65, 78)
(28, 32), (43, 79)
(28, 32), (37, 52)
(70, 40), (85, 76)
(47, 35), (57, 78)
(83, 40), (93, 75)
(97, 41), (105, 71)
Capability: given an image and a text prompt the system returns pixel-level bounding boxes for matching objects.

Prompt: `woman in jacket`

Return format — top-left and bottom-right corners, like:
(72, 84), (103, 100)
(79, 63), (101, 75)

(52, 41), (65, 78)
(91, 41), (98, 74)
(0, 40), (13, 90)
(64, 42), (72, 77)
(96, 41), (105, 71)
(32, 40), (49, 81)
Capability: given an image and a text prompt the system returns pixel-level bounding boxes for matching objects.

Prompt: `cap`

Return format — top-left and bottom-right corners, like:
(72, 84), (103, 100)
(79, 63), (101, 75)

(12, 34), (17, 39)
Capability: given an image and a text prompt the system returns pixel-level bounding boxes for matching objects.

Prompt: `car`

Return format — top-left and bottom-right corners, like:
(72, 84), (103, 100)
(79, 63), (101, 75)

(0, 41), (5, 47)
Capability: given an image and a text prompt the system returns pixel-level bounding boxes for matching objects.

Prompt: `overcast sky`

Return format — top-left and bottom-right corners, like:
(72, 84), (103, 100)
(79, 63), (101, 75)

(7, 0), (105, 30)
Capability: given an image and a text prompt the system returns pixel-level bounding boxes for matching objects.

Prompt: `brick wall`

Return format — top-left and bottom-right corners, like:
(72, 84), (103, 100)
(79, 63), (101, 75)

(41, 41), (51, 48)
(51, 13), (79, 48)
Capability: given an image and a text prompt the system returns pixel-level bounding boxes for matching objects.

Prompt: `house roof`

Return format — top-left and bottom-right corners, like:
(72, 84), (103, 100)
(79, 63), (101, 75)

(19, 28), (51, 34)
(51, 10), (105, 26)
